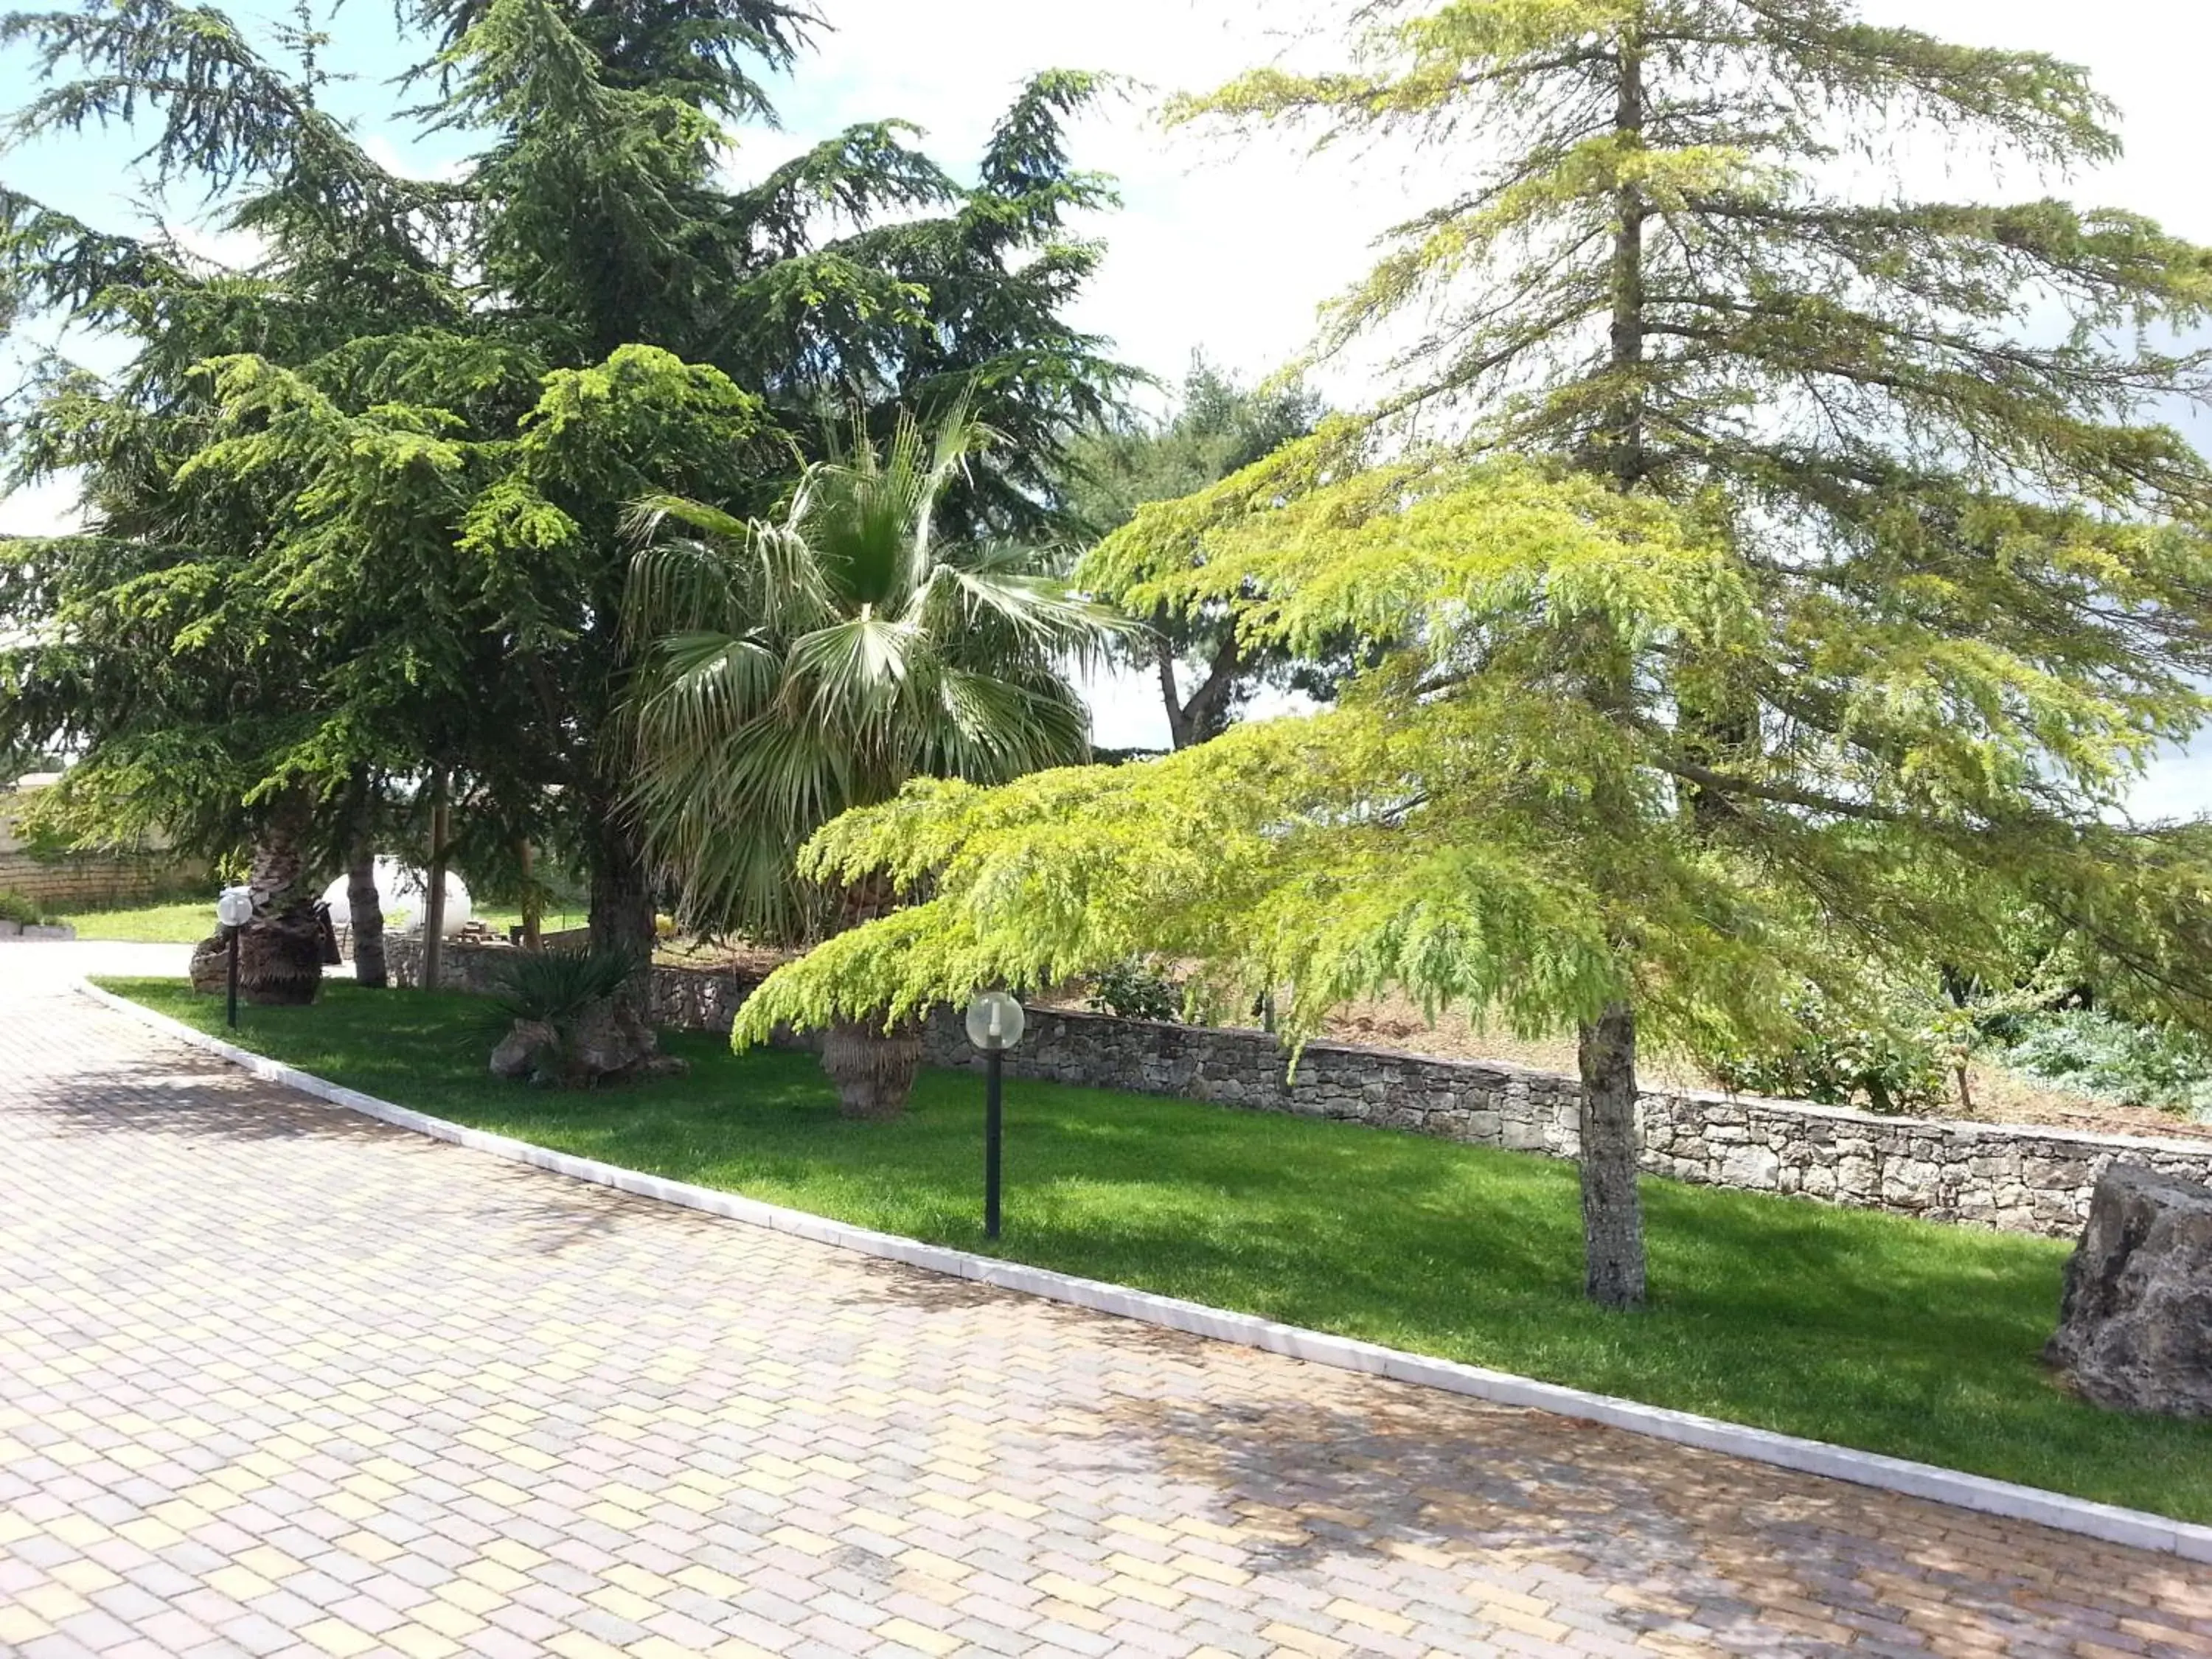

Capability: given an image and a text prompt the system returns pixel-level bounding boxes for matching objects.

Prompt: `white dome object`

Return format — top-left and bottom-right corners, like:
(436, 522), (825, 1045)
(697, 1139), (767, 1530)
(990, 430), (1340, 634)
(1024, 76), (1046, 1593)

(320, 857), (474, 935)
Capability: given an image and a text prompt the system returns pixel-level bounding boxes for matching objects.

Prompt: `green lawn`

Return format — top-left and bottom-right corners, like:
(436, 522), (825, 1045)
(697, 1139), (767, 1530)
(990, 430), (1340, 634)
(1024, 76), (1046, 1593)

(63, 900), (214, 942)
(100, 977), (2212, 1525)
(61, 900), (583, 944)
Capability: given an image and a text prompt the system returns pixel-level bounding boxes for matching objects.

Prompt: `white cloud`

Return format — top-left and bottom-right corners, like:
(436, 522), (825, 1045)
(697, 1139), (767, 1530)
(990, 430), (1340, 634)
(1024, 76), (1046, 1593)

(777, 0), (1437, 397)
(361, 133), (471, 185)
(0, 474), (83, 538)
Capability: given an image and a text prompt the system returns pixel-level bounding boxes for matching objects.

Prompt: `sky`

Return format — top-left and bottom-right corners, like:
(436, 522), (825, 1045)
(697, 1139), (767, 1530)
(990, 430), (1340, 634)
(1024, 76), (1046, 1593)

(2, 0), (2209, 807)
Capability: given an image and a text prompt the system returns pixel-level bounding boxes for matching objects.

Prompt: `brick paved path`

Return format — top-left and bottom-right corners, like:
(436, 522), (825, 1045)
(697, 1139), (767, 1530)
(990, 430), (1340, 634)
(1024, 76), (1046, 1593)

(1, 957), (2206, 1658)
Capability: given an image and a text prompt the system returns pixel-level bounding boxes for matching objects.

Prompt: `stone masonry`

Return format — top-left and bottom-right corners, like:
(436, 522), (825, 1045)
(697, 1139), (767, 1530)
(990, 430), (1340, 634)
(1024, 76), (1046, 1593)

(392, 940), (2212, 1239)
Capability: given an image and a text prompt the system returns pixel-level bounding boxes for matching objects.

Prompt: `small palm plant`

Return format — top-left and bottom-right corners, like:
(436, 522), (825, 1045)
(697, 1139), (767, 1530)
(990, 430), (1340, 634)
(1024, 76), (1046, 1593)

(623, 411), (1123, 1116)
(485, 947), (644, 1088)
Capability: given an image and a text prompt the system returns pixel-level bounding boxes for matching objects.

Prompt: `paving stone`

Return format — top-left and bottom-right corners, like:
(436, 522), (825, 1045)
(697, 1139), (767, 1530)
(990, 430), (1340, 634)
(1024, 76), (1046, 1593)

(0, 960), (2199, 1658)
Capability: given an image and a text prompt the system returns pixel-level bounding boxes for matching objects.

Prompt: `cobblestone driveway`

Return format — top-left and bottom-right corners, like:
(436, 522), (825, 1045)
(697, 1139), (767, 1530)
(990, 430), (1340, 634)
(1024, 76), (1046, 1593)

(1, 956), (2206, 1658)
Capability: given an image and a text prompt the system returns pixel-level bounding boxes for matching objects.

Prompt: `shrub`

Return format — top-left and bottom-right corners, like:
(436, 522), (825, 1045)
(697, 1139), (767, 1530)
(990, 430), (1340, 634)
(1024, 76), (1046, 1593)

(0, 890), (53, 927)
(1086, 957), (1183, 1023)
(487, 947), (637, 1029)
(1708, 986), (1955, 1115)
(484, 947), (643, 1086)
(1989, 1009), (2212, 1119)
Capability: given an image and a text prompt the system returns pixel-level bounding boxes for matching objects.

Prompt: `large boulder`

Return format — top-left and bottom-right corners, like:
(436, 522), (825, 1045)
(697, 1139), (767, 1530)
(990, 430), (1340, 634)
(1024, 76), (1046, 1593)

(2045, 1164), (2212, 1417)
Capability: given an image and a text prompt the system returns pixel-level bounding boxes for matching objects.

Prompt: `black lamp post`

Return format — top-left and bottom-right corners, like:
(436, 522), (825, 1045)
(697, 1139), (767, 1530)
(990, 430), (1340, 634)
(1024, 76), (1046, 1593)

(215, 886), (253, 1031)
(964, 990), (1027, 1240)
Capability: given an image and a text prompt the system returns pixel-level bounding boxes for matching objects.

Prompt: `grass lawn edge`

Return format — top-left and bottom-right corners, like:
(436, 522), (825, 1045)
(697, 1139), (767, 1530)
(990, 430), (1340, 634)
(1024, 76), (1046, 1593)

(80, 975), (2212, 1567)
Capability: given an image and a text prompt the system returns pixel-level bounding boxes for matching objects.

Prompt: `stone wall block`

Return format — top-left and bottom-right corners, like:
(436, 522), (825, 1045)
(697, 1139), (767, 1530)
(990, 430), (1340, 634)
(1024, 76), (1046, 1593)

(387, 940), (2212, 1238)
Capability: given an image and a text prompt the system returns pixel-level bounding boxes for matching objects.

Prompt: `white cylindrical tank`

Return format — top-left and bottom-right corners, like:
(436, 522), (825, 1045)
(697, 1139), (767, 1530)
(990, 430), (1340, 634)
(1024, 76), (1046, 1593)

(321, 857), (473, 936)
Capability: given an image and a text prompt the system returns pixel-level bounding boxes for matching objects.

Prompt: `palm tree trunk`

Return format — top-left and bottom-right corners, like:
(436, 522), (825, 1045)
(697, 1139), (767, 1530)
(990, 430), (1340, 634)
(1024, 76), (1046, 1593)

(239, 786), (324, 1007)
(821, 1018), (923, 1119)
(815, 873), (924, 1119)
(1577, 1001), (1646, 1309)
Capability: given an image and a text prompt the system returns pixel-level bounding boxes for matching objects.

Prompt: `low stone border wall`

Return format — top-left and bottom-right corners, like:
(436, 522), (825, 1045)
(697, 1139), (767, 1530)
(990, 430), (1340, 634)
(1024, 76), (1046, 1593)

(389, 939), (2212, 1237)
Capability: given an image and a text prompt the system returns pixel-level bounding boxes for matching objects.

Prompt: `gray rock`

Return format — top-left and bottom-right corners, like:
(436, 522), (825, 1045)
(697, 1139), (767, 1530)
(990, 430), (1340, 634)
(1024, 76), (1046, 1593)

(490, 1002), (687, 1089)
(2046, 1164), (2212, 1417)
(1719, 1144), (1782, 1189)
(490, 1020), (558, 1082)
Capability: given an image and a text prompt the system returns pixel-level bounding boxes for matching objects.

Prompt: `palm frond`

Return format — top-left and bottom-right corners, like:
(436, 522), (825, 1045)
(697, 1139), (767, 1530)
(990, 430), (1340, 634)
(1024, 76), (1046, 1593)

(621, 403), (1129, 937)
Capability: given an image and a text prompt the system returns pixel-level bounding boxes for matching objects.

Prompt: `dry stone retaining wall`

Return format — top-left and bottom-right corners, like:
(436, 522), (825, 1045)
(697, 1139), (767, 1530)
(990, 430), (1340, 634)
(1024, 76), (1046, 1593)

(0, 848), (201, 912)
(0, 790), (204, 911)
(392, 940), (2212, 1237)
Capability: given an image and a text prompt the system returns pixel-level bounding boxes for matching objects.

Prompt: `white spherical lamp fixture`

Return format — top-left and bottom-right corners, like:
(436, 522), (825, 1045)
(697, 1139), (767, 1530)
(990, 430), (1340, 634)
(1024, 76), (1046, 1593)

(964, 990), (1026, 1054)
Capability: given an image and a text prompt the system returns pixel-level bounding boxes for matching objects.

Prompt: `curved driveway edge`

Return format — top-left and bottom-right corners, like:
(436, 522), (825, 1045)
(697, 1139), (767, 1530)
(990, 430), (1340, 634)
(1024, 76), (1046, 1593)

(82, 978), (2212, 1569)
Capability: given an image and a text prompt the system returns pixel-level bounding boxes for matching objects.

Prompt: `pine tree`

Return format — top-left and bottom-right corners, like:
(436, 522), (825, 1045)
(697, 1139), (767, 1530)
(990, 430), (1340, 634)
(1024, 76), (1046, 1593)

(0, 0), (1131, 963)
(1156, 0), (2212, 1302)
(1060, 357), (1336, 748)
(731, 0), (2212, 1307)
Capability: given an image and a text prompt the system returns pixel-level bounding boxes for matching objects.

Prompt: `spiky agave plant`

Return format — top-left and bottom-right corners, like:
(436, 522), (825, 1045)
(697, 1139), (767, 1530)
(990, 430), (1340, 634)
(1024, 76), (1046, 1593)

(622, 410), (1124, 1116)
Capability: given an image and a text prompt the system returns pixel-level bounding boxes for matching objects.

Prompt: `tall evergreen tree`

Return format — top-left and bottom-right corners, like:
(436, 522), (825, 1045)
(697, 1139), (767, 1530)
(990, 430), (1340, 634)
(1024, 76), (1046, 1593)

(0, 0), (1130, 963)
(734, 0), (2212, 1307)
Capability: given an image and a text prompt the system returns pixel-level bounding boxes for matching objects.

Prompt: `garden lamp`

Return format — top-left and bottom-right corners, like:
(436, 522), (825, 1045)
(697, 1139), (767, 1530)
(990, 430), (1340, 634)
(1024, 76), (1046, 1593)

(215, 886), (253, 1030)
(964, 990), (1027, 1239)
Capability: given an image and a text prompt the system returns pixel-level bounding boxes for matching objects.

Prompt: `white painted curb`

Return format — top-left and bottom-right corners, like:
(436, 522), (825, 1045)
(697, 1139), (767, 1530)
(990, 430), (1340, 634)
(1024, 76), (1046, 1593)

(82, 980), (2212, 1566)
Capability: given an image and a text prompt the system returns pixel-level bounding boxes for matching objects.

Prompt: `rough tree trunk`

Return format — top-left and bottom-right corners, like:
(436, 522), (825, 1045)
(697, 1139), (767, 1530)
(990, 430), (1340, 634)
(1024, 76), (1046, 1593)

(814, 872), (924, 1118)
(577, 794), (664, 1077)
(347, 854), (386, 988)
(820, 1018), (924, 1120)
(519, 839), (543, 949)
(588, 798), (658, 959)
(345, 776), (386, 989)
(1158, 622), (1244, 752)
(1568, 29), (1652, 1313)
(1577, 1001), (1647, 1309)
(237, 787), (324, 1007)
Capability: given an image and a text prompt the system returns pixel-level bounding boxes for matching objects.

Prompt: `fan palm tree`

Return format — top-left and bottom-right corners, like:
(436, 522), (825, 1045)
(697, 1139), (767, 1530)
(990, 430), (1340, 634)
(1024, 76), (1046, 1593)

(623, 411), (1124, 1116)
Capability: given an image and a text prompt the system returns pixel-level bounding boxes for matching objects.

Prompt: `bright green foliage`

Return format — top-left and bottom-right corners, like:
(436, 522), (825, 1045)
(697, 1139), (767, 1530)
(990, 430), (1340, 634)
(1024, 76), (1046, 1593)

(734, 1), (2212, 1047)
(736, 443), (2212, 1067)
(622, 413), (1125, 942)
(730, 0), (2212, 1308)
(0, 0), (1130, 942)
(106, 976), (2212, 1524)
(1057, 358), (1335, 747)
(1168, 0), (2212, 516)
